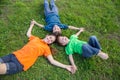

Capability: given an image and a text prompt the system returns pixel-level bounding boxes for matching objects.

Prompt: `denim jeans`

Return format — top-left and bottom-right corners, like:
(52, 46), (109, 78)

(0, 54), (23, 75)
(44, 0), (58, 16)
(82, 36), (101, 58)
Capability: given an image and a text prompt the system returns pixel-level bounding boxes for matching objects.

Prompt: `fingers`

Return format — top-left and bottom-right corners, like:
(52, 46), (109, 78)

(67, 66), (77, 74)
(32, 19), (35, 21)
(71, 66), (77, 74)
(79, 28), (85, 32)
(30, 21), (34, 25)
(31, 19), (36, 25)
(73, 65), (77, 70)
(71, 67), (76, 74)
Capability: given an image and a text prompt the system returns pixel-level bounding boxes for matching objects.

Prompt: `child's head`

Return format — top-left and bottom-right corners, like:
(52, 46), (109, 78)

(53, 25), (62, 36)
(57, 35), (69, 46)
(44, 34), (56, 44)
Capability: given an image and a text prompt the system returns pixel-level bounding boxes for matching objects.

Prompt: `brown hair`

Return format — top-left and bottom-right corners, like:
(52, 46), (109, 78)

(49, 46), (58, 55)
(56, 34), (65, 46)
(47, 33), (58, 54)
(53, 31), (61, 36)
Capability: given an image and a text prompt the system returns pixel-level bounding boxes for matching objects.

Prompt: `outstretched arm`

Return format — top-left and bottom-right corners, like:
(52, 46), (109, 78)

(32, 19), (44, 28)
(69, 54), (77, 71)
(26, 20), (35, 37)
(47, 54), (75, 74)
(75, 28), (85, 37)
(68, 26), (81, 30)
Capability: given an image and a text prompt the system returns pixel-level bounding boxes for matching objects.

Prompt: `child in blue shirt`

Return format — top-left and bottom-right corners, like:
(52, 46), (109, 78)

(32, 0), (81, 35)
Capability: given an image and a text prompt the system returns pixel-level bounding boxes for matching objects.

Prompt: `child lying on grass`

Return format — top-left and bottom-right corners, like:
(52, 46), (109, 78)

(0, 21), (75, 75)
(32, 0), (81, 36)
(56, 28), (109, 72)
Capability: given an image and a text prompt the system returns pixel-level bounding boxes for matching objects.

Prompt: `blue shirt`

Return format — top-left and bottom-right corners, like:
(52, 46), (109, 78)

(44, 13), (68, 32)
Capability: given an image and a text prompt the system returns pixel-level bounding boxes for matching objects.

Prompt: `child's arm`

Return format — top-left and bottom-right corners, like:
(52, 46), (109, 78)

(75, 28), (84, 37)
(68, 26), (81, 30)
(32, 19), (44, 28)
(26, 20), (35, 37)
(69, 54), (77, 71)
(47, 54), (75, 74)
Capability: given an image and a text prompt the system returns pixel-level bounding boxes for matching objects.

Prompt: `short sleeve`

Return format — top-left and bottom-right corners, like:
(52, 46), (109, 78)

(61, 24), (68, 29)
(44, 24), (54, 32)
(65, 45), (73, 55)
(29, 35), (36, 41)
(57, 24), (68, 29)
(70, 35), (78, 39)
(44, 46), (52, 57)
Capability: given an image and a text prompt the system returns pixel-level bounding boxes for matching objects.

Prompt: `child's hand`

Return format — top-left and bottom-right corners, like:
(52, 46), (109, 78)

(65, 65), (76, 74)
(30, 20), (35, 26)
(79, 28), (85, 32)
(31, 19), (36, 24)
(73, 65), (77, 71)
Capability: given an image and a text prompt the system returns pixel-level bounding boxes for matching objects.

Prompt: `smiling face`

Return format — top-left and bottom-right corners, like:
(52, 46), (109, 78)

(57, 36), (69, 46)
(52, 25), (61, 35)
(44, 35), (56, 44)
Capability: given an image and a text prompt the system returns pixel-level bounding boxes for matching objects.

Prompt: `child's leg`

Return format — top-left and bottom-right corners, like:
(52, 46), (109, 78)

(0, 54), (11, 72)
(0, 62), (23, 75)
(0, 54), (13, 63)
(44, 0), (51, 16)
(82, 44), (99, 58)
(50, 0), (58, 15)
(0, 54), (23, 75)
(82, 44), (108, 60)
(88, 36), (101, 49)
(0, 58), (3, 63)
(0, 63), (7, 74)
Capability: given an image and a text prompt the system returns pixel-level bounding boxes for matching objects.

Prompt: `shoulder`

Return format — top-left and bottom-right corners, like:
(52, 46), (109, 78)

(70, 35), (78, 39)
(29, 35), (36, 40)
(29, 35), (41, 41)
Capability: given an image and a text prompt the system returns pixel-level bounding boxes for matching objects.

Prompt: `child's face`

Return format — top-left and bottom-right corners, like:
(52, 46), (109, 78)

(53, 25), (61, 34)
(45, 35), (56, 44)
(58, 36), (69, 46)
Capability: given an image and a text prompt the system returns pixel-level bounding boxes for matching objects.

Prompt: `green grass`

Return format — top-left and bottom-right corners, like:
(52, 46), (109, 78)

(0, 0), (120, 80)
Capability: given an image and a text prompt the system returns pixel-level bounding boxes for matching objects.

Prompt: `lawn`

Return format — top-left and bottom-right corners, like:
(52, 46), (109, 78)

(0, 0), (120, 80)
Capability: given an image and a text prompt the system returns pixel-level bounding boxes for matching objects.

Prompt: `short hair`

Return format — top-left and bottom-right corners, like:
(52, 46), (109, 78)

(56, 34), (65, 46)
(53, 31), (61, 36)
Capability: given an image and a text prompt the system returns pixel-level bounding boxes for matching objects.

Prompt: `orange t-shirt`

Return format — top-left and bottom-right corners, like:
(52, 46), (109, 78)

(13, 35), (51, 71)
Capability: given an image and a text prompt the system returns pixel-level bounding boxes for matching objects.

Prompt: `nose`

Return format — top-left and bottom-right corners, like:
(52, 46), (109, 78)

(55, 27), (57, 30)
(55, 27), (59, 30)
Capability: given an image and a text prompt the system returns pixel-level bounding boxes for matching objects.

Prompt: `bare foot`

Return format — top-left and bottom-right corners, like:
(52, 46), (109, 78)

(97, 51), (109, 60)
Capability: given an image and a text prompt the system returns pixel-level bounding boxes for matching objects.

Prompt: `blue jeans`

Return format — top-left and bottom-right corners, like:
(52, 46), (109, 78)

(0, 54), (23, 75)
(44, 0), (58, 16)
(82, 36), (101, 58)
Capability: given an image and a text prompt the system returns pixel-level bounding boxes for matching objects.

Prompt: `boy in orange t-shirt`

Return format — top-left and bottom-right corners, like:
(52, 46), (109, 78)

(0, 20), (75, 75)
